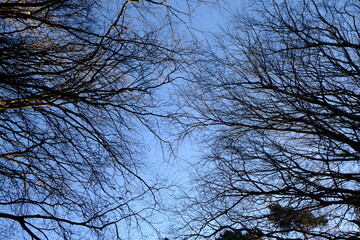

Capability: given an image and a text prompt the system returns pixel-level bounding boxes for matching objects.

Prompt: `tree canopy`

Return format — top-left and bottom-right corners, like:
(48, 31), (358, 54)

(178, 0), (360, 239)
(2, 0), (360, 239)
(0, 0), (193, 239)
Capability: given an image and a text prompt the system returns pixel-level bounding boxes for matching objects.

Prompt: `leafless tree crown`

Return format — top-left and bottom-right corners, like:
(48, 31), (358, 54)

(0, 0), (195, 239)
(179, 0), (360, 239)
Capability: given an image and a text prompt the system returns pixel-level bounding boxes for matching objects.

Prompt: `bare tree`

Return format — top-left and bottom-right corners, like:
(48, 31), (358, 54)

(0, 0), (197, 239)
(179, 0), (360, 239)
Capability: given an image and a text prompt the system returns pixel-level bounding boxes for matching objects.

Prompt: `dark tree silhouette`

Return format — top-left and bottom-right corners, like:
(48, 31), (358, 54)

(215, 230), (263, 240)
(179, 0), (360, 239)
(0, 0), (196, 239)
(268, 203), (327, 232)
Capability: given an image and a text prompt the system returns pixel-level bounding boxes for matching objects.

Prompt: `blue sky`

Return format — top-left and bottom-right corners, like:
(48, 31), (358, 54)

(135, 2), (238, 239)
